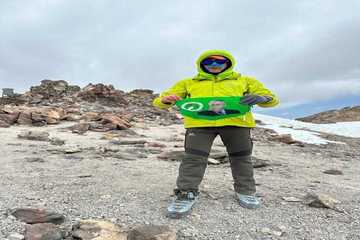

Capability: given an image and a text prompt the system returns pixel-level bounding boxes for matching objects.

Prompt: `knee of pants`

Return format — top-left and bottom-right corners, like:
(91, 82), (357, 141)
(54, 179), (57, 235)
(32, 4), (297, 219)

(182, 153), (208, 165)
(229, 154), (252, 161)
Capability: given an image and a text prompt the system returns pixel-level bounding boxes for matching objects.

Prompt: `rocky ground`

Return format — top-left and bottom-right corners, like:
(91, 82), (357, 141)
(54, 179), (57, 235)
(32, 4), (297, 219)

(1, 120), (359, 240)
(1, 80), (359, 239)
(296, 106), (360, 123)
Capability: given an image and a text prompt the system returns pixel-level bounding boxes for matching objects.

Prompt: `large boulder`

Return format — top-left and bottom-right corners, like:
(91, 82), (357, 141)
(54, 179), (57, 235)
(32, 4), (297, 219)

(17, 112), (33, 125)
(0, 111), (19, 125)
(77, 83), (127, 106)
(29, 79), (80, 100)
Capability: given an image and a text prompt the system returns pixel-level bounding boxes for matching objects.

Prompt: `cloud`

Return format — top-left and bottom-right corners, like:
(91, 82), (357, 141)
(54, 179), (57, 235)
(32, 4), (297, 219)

(0, 0), (359, 109)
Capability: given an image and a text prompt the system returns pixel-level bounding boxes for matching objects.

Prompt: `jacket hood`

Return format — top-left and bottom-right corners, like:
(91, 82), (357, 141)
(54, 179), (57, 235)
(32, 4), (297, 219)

(194, 49), (237, 80)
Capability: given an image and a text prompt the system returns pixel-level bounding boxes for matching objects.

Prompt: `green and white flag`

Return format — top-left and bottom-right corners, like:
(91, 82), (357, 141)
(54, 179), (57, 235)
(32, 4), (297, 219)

(175, 96), (251, 120)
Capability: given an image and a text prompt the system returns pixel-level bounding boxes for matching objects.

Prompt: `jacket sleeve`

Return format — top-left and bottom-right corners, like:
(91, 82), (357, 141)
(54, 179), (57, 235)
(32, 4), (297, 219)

(153, 79), (188, 109)
(246, 77), (279, 108)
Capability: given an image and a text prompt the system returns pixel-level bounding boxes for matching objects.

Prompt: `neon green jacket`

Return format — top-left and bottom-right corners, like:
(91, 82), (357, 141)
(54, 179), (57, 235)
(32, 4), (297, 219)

(153, 50), (279, 128)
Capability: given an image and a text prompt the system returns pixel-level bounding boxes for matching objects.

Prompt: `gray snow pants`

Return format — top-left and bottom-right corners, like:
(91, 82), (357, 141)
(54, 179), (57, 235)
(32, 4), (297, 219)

(176, 126), (255, 195)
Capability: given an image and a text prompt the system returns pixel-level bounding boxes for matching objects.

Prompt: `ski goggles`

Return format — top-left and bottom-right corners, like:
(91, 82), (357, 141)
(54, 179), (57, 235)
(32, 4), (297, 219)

(201, 58), (229, 66)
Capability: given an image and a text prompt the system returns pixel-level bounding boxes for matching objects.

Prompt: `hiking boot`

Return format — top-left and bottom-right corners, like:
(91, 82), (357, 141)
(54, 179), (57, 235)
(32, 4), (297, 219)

(236, 193), (260, 209)
(167, 190), (198, 219)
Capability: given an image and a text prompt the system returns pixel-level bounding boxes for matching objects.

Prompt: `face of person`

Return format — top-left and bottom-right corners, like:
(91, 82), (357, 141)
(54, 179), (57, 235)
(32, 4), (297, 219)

(201, 55), (229, 74)
(209, 100), (226, 112)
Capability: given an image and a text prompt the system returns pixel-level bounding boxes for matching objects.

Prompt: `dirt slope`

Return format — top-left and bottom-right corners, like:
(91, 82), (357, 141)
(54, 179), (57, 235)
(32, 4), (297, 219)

(296, 106), (360, 123)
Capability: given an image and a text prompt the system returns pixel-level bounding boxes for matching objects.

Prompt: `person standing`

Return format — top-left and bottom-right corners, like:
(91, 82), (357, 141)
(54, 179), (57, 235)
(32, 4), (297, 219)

(153, 50), (279, 218)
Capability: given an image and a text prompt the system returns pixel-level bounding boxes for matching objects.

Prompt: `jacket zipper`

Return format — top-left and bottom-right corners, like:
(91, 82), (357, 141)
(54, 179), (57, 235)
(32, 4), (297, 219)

(213, 75), (217, 126)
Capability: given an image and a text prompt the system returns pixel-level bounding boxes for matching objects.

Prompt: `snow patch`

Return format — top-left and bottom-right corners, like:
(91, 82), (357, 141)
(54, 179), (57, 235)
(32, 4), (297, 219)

(254, 113), (360, 145)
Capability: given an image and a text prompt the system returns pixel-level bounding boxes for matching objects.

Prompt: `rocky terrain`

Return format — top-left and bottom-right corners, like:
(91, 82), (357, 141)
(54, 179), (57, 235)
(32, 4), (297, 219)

(1, 80), (359, 240)
(0, 79), (180, 130)
(296, 106), (360, 123)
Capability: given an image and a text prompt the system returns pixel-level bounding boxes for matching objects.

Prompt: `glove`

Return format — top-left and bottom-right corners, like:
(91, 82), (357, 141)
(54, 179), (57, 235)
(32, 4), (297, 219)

(240, 95), (272, 106)
(161, 95), (182, 104)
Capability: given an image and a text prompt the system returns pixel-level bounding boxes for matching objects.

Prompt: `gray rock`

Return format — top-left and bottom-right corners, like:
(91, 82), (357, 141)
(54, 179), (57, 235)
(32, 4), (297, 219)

(128, 225), (176, 240)
(50, 138), (65, 146)
(25, 157), (45, 163)
(18, 131), (50, 141)
(110, 139), (147, 145)
(323, 169), (343, 175)
(63, 145), (83, 154)
(252, 157), (271, 168)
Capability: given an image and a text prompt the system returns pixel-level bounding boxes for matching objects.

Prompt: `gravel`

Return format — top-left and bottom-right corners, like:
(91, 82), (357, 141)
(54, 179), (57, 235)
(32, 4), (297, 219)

(0, 123), (359, 239)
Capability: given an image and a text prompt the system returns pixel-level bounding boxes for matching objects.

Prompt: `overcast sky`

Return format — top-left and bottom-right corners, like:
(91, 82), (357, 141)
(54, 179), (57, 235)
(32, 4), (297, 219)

(0, 0), (359, 110)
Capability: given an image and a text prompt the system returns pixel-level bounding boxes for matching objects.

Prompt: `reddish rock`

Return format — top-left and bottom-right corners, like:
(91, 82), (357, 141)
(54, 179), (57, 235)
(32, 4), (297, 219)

(81, 112), (101, 122)
(17, 112), (33, 125)
(77, 83), (127, 106)
(0, 112), (19, 124)
(101, 114), (131, 130)
(11, 208), (65, 224)
(0, 120), (11, 127)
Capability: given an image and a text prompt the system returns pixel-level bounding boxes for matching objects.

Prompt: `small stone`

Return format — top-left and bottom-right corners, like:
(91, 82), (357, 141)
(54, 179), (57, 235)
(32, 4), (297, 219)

(252, 157), (271, 168)
(146, 142), (167, 148)
(271, 134), (299, 144)
(78, 174), (92, 178)
(101, 129), (139, 140)
(110, 139), (147, 145)
(50, 138), (65, 146)
(207, 158), (220, 165)
(282, 196), (302, 202)
(63, 145), (82, 154)
(71, 123), (90, 134)
(323, 169), (343, 175)
(64, 155), (84, 160)
(157, 150), (185, 161)
(127, 225), (176, 240)
(260, 227), (271, 234)
(25, 157), (45, 163)
(7, 233), (24, 240)
(18, 131), (50, 141)
(304, 193), (339, 210)
(111, 152), (140, 161)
